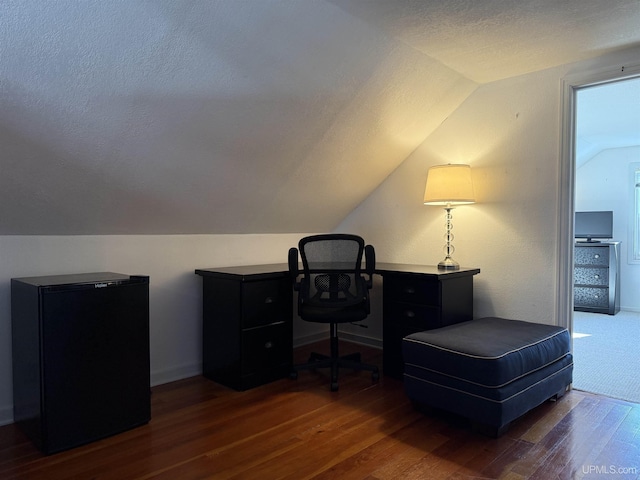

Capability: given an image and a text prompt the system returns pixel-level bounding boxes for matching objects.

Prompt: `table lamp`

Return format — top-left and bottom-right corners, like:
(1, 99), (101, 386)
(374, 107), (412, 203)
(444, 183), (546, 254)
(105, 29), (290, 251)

(423, 164), (475, 270)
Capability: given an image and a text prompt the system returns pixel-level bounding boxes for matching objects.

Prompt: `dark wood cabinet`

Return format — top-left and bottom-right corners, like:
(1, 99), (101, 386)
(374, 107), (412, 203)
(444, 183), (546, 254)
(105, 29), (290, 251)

(377, 264), (480, 379)
(196, 266), (293, 391)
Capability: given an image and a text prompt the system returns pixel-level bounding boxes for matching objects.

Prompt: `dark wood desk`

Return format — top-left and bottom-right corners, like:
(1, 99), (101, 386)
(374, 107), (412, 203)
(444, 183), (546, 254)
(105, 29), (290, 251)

(196, 263), (480, 389)
(375, 264), (480, 378)
(195, 265), (292, 391)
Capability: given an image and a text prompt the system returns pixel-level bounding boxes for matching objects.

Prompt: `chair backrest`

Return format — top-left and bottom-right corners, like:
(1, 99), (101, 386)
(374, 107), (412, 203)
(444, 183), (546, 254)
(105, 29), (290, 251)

(289, 234), (375, 316)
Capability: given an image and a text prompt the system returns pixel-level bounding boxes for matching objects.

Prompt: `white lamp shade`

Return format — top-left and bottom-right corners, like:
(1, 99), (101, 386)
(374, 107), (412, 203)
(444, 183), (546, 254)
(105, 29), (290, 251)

(423, 164), (475, 205)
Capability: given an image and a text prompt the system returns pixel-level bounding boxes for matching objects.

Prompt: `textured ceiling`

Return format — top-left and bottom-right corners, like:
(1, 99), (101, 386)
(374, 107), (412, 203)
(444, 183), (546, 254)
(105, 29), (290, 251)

(332, 0), (640, 83)
(1, 0), (640, 234)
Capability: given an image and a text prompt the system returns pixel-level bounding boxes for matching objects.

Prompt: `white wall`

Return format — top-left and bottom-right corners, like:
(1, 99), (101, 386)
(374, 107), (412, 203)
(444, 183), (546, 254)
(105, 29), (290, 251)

(340, 52), (640, 335)
(575, 146), (640, 311)
(341, 46), (640, 336)
(0, 233), (320, 425)
(340, 64), (570, 328)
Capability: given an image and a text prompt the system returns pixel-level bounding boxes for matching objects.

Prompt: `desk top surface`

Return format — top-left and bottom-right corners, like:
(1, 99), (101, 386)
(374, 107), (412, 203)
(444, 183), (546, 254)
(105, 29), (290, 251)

(12, 272), (148, 287)
(195, 263), (480, 280)
(376, 263), (480, 277)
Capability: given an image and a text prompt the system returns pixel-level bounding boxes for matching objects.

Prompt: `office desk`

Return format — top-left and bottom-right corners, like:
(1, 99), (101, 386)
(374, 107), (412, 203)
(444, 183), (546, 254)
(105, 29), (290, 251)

(196, 263), (480, 389)
(375, 264), (480, 378)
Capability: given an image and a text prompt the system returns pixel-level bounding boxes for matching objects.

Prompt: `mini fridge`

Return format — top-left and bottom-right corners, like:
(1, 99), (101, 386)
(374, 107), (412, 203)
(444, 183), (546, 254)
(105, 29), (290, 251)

(11, 272), (150, 454)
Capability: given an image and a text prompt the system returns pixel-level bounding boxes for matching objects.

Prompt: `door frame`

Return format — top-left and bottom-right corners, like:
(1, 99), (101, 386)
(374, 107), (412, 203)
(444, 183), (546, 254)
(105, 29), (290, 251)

(557, 62), (640, 332)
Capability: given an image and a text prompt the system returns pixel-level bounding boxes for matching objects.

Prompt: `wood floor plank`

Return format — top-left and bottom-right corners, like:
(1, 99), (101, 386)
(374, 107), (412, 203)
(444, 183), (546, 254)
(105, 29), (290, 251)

(2, 342), (639, 480)
(307, 416), (442, 480)
(516, 389), (586, 444)
(581, 402), (640, 480)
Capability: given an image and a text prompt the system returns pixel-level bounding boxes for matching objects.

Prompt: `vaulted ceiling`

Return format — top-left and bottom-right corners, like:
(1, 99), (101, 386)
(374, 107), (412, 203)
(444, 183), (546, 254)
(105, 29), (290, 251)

(576, 77), (640, 167)
(2, 1), (639, 234)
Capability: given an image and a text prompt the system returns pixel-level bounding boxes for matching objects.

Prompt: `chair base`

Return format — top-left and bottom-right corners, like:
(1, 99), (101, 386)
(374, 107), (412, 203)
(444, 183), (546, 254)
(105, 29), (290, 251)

(291, 324), (379, 391)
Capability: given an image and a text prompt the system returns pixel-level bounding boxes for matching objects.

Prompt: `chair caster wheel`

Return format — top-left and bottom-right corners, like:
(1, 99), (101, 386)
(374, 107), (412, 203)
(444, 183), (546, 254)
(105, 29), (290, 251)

(331, 382), (339, 392)
(372, 371), (380, 382)
(290, 371), (298, 380)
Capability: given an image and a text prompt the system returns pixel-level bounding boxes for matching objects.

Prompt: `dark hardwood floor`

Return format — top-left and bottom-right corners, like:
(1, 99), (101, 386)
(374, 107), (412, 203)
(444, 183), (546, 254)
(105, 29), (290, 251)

(1, 342), (639, 479)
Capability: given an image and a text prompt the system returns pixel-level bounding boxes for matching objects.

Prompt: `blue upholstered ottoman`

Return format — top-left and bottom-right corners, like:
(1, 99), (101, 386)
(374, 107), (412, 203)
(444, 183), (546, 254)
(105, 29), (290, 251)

(402, 317), (573, 436)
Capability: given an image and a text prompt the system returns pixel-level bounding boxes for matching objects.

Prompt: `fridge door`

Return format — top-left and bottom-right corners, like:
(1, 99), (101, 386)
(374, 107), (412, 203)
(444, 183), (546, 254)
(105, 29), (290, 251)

(40, 279), (150, 453)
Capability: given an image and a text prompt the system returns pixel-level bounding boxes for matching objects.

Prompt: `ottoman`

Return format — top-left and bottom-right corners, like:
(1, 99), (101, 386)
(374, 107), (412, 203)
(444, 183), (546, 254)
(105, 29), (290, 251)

(402, 317), (573, 436)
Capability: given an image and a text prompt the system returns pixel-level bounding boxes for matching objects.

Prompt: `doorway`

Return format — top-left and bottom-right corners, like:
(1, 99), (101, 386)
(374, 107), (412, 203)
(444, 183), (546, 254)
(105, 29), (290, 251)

(561, 71), (640, 403)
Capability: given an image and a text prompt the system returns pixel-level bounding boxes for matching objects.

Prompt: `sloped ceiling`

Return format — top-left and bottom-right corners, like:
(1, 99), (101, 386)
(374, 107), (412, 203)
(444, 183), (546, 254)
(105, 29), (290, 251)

(2, 1), (640, 235)
(576, 77), (640, 167)
(332, 0), (640, 84)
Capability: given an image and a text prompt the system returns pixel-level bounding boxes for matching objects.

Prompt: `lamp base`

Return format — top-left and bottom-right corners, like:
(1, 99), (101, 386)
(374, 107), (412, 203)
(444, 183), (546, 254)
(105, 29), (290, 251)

(437, 257), (460, 270)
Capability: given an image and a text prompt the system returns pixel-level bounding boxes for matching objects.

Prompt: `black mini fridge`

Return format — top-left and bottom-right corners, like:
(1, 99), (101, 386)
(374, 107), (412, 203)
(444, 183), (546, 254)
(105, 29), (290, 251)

(11, 272), (150, 454)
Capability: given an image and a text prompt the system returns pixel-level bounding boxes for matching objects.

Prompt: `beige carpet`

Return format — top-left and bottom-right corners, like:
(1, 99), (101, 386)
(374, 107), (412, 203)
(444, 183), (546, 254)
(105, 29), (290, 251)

(572, 310), (640, 404)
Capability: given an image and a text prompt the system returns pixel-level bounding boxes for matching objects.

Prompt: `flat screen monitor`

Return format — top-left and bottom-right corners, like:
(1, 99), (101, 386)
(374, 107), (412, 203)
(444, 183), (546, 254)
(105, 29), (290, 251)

(574, 211), (613, 242)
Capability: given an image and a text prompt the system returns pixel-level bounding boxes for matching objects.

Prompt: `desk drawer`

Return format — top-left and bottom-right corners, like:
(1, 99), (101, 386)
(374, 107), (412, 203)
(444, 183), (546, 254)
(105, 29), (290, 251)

(383, 275), (439, 306)
(574, 287), (609, 308)
(383, 299), (443, 380)
(242, 279), (290, 328)
(384, 301), (442, 330)
(575, 246), (609, 266)
(241, 322), (292, 375)
(574, 267), (608, 286)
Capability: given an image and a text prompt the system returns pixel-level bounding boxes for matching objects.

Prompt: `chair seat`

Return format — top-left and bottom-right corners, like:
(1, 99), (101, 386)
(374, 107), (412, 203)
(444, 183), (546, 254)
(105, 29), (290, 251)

(299, 302), (369, 323)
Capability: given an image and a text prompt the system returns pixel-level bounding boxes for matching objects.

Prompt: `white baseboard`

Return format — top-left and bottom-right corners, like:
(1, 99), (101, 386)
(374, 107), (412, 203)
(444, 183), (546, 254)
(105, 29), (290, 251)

(150, 363), (202, 387)
(293, 331), (383, 349)
(337, 331), (383, 349)
(620, 307), (640, 313)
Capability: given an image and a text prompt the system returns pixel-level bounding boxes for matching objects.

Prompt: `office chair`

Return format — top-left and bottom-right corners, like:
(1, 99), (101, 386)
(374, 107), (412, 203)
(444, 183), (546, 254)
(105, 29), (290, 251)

(289, 234), (380, 391)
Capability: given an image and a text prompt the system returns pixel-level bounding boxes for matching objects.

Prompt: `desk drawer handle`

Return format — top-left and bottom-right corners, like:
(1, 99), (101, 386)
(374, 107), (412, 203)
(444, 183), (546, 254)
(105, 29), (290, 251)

(403, 287), (416, 294)
(404, 310), (416, 318)
(264, 297), (274, 304)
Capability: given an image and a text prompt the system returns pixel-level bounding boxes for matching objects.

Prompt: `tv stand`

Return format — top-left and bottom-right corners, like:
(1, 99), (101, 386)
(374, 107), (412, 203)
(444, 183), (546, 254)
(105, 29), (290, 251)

(574, 241), (620, 315)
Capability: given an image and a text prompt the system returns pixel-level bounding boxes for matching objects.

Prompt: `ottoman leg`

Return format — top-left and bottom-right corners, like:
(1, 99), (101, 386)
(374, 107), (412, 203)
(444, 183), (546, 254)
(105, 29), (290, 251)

(472, 421), (510, 438)
(549, 385), (569, 402)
